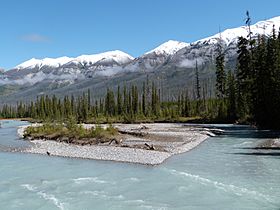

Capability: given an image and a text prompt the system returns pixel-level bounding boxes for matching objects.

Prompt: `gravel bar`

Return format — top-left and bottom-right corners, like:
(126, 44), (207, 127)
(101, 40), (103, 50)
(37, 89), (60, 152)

(18, 123), (215, 165)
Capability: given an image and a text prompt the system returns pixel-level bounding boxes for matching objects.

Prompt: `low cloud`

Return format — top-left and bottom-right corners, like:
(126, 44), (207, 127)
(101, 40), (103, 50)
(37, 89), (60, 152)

(21, 34), (50, 43)
(178, 58), (204, 68)
(0, 72), (85, 86)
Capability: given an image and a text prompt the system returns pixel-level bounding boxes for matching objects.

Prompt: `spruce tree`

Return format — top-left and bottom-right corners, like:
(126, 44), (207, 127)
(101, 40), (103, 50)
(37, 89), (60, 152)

(236, 36), (251, 119)
(195, 60), (201, 100)
(215, 41), (226, 99)
(226, 70), (237, 121)
(117, 85), (122, 116)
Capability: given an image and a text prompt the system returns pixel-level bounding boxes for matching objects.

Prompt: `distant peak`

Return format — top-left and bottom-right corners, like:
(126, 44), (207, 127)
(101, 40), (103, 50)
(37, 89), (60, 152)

(196, 15), (280, 45)
(15, 56), (73, 70)
(145, 40), (189, 55)
(265, 16), (280, 23)
(14, 51), (134, 70)
(73, 50), (134, 65)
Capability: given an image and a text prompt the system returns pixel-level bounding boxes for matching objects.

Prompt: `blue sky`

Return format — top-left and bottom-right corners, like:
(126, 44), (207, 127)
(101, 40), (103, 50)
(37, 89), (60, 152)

(1, 0), (280, 69)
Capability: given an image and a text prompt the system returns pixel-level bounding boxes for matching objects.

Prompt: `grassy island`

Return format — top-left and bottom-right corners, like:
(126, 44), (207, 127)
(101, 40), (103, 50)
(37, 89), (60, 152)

(23, 121), (118, 146)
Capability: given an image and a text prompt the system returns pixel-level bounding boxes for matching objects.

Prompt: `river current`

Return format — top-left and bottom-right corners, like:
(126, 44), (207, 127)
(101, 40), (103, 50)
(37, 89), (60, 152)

(0, 120), (279, 210)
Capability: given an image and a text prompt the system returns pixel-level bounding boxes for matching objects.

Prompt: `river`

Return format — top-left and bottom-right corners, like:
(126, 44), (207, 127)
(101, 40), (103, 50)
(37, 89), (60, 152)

(0, 120), (279, 210)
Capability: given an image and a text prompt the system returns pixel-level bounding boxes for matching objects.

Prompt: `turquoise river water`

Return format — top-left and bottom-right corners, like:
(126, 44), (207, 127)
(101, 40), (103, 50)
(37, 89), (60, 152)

(0, 120), (279, 210)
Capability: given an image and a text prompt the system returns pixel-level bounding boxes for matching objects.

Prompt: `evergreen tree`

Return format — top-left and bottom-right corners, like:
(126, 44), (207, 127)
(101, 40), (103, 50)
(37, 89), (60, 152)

(117, 85), (122, 116)
(215, 41), (226, 99)
(236, 36), (252, 119)
(142, 82), (146, 116)
(195, 60), (201, 100)
(226, 70), (237, 121)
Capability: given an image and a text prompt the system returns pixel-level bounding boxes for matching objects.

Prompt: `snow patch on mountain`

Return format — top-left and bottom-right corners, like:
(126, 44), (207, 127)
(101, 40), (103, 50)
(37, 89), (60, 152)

(15, 50), (134, 70)
(6, 15), (280, 87)
(15, 56), (73, 70)
(145, 40), (189, 55)
(71, 50), (134, 66)
(196, 16), (280, 45)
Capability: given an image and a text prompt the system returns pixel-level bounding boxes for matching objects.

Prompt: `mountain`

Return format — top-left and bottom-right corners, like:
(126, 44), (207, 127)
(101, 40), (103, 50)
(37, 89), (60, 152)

(124, 40), (189, 72)
(15, 50), (133, 71)
(1, 16), (280, 104)
(5, 50), (134, 83)
(145, 40), (190, 55)
(197, 16), (280, 45)
(15, 57), (73, 70)
(170, 16), (280, 71)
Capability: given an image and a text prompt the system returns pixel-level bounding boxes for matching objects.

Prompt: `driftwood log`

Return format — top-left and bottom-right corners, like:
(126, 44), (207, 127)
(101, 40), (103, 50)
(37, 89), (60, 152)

(109, 138), (123, 145)
(118, 129), (148, 137)
(144, 143), (155, 150)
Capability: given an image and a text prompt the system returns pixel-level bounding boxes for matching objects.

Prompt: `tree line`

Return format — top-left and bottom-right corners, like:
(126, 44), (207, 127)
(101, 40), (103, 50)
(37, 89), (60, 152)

(215, 11), (280, 129)
(0, 82), (199, 123)
(1, 12), (280, 128)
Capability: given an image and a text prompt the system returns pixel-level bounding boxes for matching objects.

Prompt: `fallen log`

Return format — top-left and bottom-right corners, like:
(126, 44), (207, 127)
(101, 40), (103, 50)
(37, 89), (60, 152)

(118, 129), (147, 137)
(144, 143), (155, 150)
(109, 138), (122, 145)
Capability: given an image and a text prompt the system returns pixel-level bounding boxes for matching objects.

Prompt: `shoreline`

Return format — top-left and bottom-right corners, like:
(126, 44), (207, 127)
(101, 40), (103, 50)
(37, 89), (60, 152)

(17, 123), (216, 165)
(0, 118), (32, 121)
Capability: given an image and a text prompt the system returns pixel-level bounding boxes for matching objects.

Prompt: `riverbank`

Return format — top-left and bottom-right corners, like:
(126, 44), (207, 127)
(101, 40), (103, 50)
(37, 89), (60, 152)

(0, 118), (33, 121)
(18, 123), (216, 165)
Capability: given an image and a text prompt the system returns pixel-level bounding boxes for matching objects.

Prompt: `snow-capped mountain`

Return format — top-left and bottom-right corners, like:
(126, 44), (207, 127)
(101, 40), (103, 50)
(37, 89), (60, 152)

(196, 16), (280, 46)
(1, 16), (280, 103)
(169, 16), (280, 69)
(72, 50), (134, 66)
(5, 50), (134, 83)
(145, 40), (189, 55)
(15, 50), (133, 71)
(15, 56), (73, 70)
(125, 40), (189, 72)
(8, 16), (280, 75)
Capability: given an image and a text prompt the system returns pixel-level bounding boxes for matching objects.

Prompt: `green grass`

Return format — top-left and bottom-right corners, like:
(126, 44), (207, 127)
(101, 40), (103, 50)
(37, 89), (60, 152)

(24, 122), (118, 143)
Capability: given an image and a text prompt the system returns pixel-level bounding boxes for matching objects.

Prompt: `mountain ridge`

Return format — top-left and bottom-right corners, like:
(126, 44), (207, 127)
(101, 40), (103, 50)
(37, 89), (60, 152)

(11, 16), (280, 72)
(0, 15), (280, 104)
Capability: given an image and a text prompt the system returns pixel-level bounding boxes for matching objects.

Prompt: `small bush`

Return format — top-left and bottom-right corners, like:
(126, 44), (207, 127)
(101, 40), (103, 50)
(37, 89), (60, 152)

(24, 122), (118, 143)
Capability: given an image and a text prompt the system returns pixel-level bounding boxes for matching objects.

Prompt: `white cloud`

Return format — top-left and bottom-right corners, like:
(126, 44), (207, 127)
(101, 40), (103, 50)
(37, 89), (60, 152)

(21, 34), (50, 43)
(178, 58), (204, 68)
(0, 72), (85, 86)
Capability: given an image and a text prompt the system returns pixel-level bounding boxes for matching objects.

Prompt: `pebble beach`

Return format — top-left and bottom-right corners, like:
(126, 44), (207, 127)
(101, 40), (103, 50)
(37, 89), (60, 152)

(18, 123), (216, 165)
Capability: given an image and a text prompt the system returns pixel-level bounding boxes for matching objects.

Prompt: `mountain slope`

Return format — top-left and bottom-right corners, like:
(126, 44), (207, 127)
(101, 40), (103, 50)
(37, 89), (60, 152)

(1, 16), (280, 103)
(124, 40), (189, 72)
(4, 50), (134, 83)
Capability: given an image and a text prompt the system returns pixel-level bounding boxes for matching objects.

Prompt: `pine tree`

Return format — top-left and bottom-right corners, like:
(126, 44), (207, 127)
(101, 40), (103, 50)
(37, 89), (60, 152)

(131, 85), (138, 115)
(215, 40), (226, 99)
(105, 88), (115, 116)
(226, 70), (237, 121)
(117, 85), (122, 116)
(236, 36), (251, 119)
(142, 82), (146, 116)
(183, 90), (190, 117)
(195, 60), (201, 100)
(195, 60), (201, 115)
(87, 89), (91, 112)
(123, 84), (128, 114)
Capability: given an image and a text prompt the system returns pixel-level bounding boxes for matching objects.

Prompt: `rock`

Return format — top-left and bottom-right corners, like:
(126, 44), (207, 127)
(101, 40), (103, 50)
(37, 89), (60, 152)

(144, 143), (155, 150)
(209, 128), (224, 135)
(45, 133), (60, 140)
(140, 125), (149, 130)
(273, 139), (280, 147)
(118, 129), (147, 137)
(59, 137), (69, 142)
